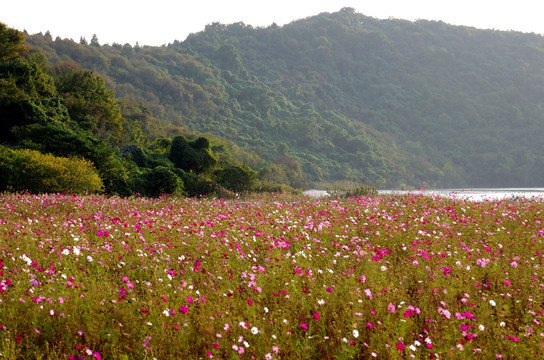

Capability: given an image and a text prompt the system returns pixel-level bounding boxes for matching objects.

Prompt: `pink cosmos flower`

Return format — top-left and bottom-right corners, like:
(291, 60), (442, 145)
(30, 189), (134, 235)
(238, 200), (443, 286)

(396, 342), (405, 350)
(300, 323), (308, 330)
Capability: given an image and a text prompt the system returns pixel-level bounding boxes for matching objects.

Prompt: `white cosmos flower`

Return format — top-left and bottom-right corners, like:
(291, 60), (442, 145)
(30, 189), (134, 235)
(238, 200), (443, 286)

(251, 326), (259, 335)
(20, 254), (32, 265)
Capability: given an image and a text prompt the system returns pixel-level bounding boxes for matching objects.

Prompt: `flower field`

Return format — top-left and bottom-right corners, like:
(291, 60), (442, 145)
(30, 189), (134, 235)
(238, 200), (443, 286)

(1, 192), (544, 359)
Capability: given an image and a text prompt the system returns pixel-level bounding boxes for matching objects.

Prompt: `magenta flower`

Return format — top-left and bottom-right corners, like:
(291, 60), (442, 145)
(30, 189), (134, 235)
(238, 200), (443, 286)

(179, 305), (189, 314)
(300, 323), (308, 330)
(396, 342), (405, 350)
(313, 312), (320, 320)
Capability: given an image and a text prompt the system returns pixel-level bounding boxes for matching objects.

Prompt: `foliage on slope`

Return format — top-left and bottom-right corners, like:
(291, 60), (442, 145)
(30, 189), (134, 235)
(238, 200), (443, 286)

(0, 23), (300, 196)
(23, 8), (544, 187)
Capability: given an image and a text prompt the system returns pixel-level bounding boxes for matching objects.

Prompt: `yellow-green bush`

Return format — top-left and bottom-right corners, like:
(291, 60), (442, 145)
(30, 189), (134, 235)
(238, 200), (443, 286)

(0, 146), (104, 193)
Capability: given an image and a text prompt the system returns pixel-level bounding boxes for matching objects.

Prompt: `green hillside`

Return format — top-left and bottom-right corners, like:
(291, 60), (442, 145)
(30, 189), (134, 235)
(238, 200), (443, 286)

(0, 22), (303, 196)
(24, 8), (544, 188)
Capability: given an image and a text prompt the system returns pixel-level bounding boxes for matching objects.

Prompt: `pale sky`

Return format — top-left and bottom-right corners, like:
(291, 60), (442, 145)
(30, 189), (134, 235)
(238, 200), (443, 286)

(2, 0), (543, 46)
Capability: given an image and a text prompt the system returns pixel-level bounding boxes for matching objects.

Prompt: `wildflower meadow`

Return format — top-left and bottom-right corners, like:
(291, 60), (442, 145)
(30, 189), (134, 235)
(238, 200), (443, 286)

(1, 192), (543, 359)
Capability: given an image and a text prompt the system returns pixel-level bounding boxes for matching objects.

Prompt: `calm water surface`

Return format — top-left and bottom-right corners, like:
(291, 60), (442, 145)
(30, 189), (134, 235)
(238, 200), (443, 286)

(304, 188), (544, 201)
(379, 188), (544, 201)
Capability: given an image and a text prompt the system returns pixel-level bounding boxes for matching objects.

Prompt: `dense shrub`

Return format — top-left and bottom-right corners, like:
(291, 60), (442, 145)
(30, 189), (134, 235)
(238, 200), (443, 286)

(169, 135), (217, 174)
(214, 164), (257, 192)
(0, 146), (104, 193)
(138, 166), (183, 198)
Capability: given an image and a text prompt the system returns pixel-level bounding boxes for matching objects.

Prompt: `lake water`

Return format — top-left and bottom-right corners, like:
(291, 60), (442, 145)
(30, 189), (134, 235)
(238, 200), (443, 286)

(381, 188), (544, 201)
(305, 188), (544, 201)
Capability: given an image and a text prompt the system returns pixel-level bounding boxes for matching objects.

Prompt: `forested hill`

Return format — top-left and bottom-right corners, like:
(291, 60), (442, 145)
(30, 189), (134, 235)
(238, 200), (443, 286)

(27, 8), (544, 188)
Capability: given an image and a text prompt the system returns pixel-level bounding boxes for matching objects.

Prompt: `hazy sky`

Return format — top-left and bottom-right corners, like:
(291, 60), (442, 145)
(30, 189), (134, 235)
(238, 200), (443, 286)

(3, 0), (543, 46)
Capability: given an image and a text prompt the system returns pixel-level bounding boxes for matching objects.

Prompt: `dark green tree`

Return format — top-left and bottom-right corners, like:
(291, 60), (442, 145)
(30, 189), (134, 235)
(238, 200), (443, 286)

(90, 34), (99, 47)
(138, 166), (183, 197)
(169, 135), (217, 173)
(0, 58), (69, 144)
(51, 62), (125, 144)
(214, 164), (257, 192)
